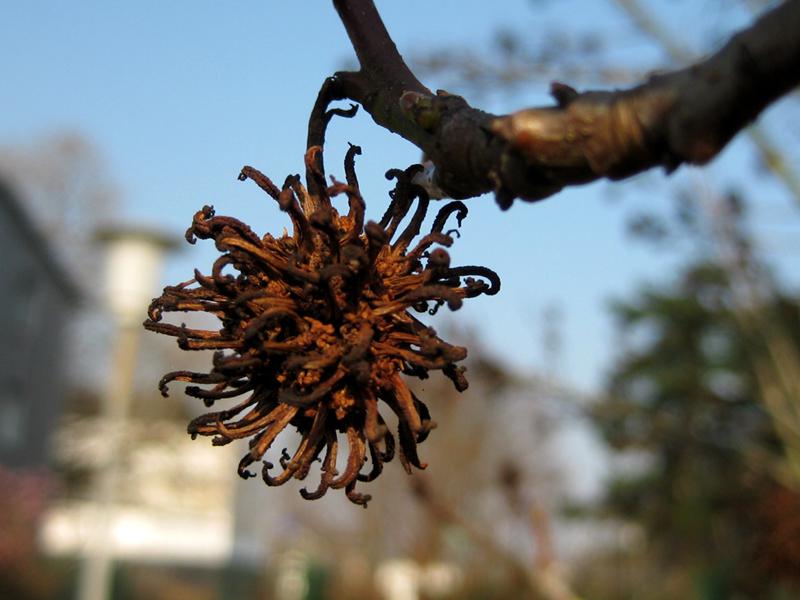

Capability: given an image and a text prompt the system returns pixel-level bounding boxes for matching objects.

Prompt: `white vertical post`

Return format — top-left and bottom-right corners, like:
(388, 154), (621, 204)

(76, 227), (177, 600)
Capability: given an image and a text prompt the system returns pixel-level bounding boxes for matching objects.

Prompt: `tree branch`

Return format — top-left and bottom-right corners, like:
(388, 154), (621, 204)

(614, 0), (800, 208)
(330, 0), (800, 209)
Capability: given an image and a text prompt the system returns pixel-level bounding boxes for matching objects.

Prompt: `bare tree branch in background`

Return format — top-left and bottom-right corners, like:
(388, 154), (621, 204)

(411, 476), (580, 600)
(327, 0), (800, 208)
(412, 30), (642, 97)
(699, 186), (800, 490)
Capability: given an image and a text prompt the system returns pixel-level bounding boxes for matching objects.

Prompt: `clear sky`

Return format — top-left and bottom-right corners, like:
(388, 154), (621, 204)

(2, 0), (796, 393)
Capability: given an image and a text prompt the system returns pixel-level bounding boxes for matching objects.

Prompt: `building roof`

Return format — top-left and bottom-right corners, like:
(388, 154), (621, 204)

(0, 178), (82, 304)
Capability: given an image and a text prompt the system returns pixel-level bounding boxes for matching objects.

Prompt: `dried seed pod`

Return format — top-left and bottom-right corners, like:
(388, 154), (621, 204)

(144, 146), (499, 506)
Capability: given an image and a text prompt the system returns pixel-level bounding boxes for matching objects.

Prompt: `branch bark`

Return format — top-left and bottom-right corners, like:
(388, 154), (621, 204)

(329, 0), (800, 209)
(614, 0), (800, 207)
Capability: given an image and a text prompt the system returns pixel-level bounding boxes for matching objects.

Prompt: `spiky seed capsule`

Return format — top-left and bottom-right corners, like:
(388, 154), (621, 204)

(144, 146), (499, 506)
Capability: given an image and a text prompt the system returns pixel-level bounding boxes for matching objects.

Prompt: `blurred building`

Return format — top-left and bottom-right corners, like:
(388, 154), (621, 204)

(37, 222), (238, 570)
(0, 178), (79, 469)
(0, 177), (240, 597)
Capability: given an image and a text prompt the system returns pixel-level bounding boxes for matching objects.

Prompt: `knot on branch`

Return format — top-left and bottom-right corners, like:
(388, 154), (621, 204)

(491, 86), (673, 183)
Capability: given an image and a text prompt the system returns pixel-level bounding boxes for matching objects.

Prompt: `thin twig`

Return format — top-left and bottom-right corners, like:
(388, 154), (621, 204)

(412, 479), (583, 600)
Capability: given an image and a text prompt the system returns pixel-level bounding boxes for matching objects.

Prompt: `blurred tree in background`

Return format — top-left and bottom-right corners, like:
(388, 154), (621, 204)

(578, 179), (800, 598)
(589, 257), (800, 597)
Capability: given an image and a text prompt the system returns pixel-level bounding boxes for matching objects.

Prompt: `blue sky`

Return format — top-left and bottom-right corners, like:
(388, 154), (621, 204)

(2, 0), (796, 393)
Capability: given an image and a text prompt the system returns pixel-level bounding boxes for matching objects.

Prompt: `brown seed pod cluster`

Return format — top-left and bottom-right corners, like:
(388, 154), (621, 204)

(144, 145), (499, 506)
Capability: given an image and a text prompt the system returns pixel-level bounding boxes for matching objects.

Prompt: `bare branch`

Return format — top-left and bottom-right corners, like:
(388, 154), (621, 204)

(614, 0), (800, 207)
(330, 0), (800, 209)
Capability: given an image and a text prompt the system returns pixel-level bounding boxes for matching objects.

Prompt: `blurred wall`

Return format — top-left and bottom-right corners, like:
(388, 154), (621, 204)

(0, 179), (79, 469)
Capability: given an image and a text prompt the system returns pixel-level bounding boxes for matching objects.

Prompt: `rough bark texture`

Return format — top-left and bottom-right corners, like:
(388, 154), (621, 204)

(329, 0), (800, 209)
